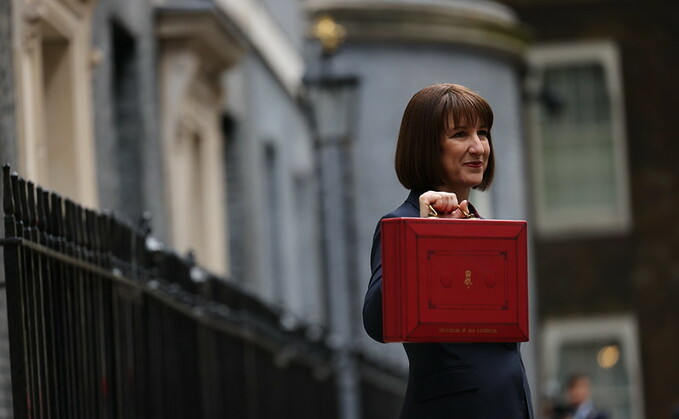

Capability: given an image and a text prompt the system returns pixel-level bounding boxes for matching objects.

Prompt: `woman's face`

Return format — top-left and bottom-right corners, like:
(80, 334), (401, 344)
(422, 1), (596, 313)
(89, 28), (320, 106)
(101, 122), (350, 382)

(438, 113), (491, 195)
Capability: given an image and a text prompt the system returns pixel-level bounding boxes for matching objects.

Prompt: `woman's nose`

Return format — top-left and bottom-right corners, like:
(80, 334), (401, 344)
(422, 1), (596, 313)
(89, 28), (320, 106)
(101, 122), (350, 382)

(468, 133), (483, 154)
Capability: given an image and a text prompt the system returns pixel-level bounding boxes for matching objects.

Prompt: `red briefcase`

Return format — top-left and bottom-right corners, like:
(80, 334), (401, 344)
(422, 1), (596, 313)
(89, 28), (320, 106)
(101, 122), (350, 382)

(381, 217), (529, 343)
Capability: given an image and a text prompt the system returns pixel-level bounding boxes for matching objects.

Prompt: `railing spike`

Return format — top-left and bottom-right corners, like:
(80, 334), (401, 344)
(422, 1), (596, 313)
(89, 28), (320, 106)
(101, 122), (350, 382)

(10, 174), (23, 238)
(3, 164), (14, 216)
(27, 181), (36, 230)
(85, 210), (95, 252)
(74, 203), (84, 248)
(36, 186), (45, 233)
(39, 189), (50, 235)
(50, 193), (61, 239)
(64, 199), (74, 243)
(17, 178), (29, 230)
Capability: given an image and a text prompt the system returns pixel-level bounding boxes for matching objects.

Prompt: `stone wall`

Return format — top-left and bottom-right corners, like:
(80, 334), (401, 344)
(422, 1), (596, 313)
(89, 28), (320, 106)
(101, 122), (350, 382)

(0, 0), (15, 414)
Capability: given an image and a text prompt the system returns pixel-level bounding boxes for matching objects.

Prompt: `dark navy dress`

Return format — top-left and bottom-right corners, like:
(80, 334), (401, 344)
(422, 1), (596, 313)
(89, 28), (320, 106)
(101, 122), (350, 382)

(363, 190), (534, 419)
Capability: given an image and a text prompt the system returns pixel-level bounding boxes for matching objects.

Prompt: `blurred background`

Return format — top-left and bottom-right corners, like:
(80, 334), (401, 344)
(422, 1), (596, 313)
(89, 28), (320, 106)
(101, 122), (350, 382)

(0, 0), (677, 417)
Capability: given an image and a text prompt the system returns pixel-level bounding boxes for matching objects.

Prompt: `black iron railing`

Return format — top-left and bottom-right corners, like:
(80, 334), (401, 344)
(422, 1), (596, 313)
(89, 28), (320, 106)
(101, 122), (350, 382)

(1, 165), (338, 418)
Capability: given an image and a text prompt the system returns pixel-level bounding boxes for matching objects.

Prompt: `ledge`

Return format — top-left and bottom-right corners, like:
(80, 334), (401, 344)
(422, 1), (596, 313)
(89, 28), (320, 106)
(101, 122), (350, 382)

(156, 3), (248, 74)
(306, 0), (531, 59)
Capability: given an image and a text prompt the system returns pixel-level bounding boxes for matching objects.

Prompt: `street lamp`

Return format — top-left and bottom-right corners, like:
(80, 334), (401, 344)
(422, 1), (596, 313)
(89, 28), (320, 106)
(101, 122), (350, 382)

(310, 14), (347, 55)
(304, 14), (360, 419)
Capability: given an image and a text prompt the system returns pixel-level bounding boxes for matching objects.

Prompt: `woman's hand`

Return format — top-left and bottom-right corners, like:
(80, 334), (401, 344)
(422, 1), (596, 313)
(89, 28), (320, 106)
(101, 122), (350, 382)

(418, 191), (472, 219)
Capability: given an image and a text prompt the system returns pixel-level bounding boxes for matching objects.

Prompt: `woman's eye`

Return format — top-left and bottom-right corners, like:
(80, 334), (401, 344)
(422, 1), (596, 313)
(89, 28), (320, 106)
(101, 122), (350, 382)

(478, 130), (489, 137)
(452, 131), (466, 138)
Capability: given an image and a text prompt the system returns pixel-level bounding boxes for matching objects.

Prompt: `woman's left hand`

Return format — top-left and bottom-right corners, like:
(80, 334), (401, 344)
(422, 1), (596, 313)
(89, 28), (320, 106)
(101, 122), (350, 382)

(418, 191), (473, 219)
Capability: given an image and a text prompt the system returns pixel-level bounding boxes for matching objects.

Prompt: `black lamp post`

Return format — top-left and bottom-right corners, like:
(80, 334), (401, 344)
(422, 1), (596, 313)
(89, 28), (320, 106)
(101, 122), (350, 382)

(304, 14), (360, 419)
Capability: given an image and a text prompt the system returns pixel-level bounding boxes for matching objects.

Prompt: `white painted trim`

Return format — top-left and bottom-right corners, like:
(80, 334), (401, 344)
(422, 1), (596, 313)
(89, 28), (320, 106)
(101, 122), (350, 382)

(542, 315), (645, 419)
(213, 0), (304, 97)
(12, 0), (98, 207)
(527, 40), (631, 238)
(158, 47), (229, 276)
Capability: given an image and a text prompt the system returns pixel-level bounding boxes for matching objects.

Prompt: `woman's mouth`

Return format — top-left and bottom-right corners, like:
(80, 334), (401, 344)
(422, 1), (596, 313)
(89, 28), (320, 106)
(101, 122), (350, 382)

(463, 161), (484, 168)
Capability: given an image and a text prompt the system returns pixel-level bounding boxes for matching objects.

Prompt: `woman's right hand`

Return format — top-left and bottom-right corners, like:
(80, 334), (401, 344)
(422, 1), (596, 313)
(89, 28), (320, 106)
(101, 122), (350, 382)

(418, 191), (471, 219)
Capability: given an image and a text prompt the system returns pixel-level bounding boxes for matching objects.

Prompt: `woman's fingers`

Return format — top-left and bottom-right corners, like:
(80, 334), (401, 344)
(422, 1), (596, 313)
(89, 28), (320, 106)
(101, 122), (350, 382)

(419, 192), (437, 217)
(459, 200), (471, 217)
(418, 192), (474, 219)
(449, 200), (471, 219)
(419, 191), (459, 217)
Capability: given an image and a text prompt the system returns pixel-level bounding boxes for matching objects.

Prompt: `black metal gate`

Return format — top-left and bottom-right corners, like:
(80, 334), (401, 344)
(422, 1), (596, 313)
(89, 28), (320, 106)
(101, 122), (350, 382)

(1, 165), (338, 418)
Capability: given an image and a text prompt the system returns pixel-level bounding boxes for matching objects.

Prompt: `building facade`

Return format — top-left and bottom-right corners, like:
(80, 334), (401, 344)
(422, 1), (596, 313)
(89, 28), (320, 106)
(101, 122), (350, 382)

(0, 0), (542, 417)
(0, 0), (246, 414)
(495, 0), (679, 418)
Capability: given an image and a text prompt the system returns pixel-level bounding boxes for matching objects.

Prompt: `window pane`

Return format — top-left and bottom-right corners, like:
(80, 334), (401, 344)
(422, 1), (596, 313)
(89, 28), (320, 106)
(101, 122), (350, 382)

(112, 22), (144, 218)
(538, 63), (618, 212)
(264, 143), (283, 304)
(558, 340), (631, 419)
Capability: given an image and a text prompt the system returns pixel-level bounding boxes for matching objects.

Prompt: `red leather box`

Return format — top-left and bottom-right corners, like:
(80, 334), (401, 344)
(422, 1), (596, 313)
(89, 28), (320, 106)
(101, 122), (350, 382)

(381, 217), (528, 343)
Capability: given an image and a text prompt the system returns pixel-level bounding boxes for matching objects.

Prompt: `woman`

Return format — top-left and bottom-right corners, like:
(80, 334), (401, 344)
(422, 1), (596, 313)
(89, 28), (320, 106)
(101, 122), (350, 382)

(362, 84), (533, 418)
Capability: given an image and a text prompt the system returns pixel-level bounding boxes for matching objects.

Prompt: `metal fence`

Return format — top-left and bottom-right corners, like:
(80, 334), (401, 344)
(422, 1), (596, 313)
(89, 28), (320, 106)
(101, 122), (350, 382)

(0, 165), (338, 419)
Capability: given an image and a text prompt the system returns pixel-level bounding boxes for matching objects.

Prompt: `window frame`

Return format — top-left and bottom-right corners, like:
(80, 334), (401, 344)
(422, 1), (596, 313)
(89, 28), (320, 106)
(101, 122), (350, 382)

(163, 93), (228, 275)
(13, 0), (98, 207)
(156, 7), (246, 276)
(527, 40), (631, 238)
(541, 315), (645, 419)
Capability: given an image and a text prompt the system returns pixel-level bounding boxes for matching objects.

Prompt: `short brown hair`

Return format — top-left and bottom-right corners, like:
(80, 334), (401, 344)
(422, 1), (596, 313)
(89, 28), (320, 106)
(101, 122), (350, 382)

(394, 83), (495, 191)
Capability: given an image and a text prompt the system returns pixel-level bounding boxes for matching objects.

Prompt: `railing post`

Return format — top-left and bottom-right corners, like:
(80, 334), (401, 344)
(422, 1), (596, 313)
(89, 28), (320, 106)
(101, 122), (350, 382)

(20, 176), (46, 419)
(37, 186), (60, 418)
(3, 166), (28, 419)
(27, 181), (51, 419)
(98, 211), (117, 419)
(64, 198), (82, 418)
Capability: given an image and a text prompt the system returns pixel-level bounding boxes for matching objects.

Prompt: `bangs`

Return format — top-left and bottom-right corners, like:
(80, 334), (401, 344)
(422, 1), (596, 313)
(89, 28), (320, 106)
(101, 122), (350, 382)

(440, 90), (494, 131)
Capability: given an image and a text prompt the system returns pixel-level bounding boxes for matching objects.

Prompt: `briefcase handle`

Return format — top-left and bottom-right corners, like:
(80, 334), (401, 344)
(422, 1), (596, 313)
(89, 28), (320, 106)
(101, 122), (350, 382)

(427, 204), (475, 219)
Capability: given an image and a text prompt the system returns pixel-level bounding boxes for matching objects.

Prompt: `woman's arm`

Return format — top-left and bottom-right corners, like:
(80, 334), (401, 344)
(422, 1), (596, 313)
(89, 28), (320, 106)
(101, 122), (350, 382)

(363, 221), (386, 343)
(362, 192), (473, 343)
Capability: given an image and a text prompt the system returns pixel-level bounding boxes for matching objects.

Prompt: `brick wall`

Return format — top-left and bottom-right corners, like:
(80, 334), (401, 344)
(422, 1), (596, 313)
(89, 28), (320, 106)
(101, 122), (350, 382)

(496, 1), (679, 417)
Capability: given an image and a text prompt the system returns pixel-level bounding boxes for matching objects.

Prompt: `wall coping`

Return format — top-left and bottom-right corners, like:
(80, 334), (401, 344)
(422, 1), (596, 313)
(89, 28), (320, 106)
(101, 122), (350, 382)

(306, 0), (531, 59)
(156, 4), (247, 75)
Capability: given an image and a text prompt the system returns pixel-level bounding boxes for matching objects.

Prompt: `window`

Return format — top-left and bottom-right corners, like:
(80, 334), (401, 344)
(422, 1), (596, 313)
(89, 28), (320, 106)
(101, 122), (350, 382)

(173, 119), (209, 265)
(13, 0), (98, 206)
(528, 41), (631, 237)
(224, 114), (245, 283)
(264, 143), (284, 304)
(157, 6), (245, 275)
(111, 21), (144, 218)
(293, 172), (325, 325)
(163, 104), (228, 275)
(542, 316), (645, 419)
